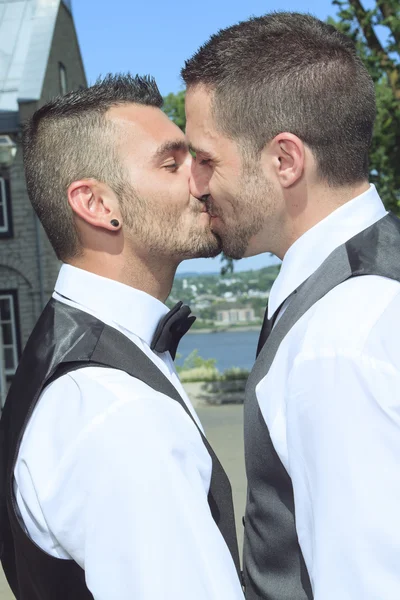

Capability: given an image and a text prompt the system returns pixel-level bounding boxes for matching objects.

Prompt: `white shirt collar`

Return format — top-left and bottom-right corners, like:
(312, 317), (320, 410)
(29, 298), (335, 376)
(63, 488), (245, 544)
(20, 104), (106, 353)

(54, 265), (169, 346)
(268, 185), (388, 318)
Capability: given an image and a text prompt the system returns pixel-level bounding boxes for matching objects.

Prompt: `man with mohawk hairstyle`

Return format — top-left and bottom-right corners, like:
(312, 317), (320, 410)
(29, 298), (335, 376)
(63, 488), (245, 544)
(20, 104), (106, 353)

(0, 74), (243, 600)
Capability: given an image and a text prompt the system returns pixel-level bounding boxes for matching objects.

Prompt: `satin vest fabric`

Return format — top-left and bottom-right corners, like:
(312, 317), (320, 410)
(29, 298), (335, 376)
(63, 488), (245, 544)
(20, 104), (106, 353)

(243, 213), (400, 600)
(0, 299), (240, 599)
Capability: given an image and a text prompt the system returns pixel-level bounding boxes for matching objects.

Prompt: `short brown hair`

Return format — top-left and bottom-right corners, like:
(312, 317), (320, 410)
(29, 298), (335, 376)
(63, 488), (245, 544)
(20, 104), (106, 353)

(182, 12), (376, 186)
(23, 74), (163, 261)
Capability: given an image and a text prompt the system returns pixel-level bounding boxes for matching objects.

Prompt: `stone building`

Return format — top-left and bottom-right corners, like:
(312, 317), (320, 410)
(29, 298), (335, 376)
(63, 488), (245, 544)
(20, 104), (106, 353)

(216, 307), (257, 325)
(0, 0), (86, 394)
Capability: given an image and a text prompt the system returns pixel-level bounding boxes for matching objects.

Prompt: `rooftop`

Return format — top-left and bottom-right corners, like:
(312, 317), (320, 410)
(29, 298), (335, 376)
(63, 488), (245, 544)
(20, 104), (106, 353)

(0, 0), (69, 111)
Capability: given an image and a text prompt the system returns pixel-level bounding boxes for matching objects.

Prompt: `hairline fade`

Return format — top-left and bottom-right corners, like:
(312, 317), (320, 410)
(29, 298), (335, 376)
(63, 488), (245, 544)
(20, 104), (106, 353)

(22, 73), (163, 261)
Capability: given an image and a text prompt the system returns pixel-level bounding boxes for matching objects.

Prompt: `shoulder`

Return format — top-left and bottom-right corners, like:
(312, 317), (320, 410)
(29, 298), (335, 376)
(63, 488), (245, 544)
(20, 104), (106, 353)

(29, 366), (194, 433)
(296, 275), (400, 357)
(17, 366), (207, 498)
(282, 277), (400, 424)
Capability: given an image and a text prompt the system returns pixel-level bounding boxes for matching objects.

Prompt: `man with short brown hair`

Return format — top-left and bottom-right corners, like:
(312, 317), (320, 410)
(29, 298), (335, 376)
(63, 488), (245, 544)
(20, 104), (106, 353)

(184, 13), (400, 600)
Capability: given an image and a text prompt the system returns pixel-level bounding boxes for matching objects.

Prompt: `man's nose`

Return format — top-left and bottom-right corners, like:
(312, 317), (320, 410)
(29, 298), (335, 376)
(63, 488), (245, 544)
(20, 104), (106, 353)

(189, 166), (210, 199)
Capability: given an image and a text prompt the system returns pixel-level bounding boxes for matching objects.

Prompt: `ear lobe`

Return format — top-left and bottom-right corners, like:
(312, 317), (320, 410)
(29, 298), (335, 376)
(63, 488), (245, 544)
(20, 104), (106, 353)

(67, 180), (122, 231)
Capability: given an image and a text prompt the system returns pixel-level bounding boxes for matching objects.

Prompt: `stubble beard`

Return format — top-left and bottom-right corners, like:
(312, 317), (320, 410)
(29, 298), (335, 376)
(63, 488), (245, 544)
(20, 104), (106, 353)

(211, 167), (274, 260)
(181, 222), (222, 259)
(120, 187), (221, 261)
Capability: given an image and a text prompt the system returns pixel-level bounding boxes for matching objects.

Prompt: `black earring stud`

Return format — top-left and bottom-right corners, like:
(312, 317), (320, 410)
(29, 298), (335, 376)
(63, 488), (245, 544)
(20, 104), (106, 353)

(110, 219), (120, 227)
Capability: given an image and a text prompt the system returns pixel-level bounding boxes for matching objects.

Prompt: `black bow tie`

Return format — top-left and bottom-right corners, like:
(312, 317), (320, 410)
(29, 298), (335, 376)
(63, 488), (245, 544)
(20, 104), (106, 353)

(151, 301), (196, 359)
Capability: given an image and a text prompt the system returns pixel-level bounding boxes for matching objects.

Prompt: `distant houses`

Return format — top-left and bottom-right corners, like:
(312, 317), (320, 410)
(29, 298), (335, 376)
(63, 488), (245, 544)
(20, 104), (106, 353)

(216, 307), (257, 325)
(169, 268), (277, 329)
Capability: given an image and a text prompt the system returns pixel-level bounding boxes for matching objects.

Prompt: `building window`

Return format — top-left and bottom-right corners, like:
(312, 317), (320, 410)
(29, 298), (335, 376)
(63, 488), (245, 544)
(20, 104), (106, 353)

(0, 177), (12, 238)
(59, 62), (68, 95)
(0, 291), (20, 377)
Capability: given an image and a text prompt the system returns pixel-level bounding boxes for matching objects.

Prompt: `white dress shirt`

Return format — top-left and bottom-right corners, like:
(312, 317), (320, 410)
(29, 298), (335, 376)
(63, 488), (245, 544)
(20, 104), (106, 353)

(14, 265), (243, 600)
(256, 185), (400, 599)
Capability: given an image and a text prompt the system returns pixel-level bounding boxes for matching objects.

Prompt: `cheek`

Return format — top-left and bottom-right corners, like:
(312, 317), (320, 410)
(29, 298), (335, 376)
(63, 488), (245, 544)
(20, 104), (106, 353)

(209, 170), (238, 205)
(174, 177), (191, 204)
(149, 172), (191, 203)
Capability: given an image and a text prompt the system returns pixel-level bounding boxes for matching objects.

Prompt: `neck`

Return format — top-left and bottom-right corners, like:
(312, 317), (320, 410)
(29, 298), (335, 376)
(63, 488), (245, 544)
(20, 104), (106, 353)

(68, 250), (178, 302)
(272, 180), (370, 260)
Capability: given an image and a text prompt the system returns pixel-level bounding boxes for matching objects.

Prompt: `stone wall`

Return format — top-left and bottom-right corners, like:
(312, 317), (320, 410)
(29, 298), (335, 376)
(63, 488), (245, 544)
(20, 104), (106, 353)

(0, 0), (86, 360)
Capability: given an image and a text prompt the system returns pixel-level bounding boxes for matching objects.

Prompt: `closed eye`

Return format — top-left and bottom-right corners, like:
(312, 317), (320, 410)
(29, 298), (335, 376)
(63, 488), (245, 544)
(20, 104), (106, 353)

(192, 153), (211, 166)
(164, 162), (179, 171)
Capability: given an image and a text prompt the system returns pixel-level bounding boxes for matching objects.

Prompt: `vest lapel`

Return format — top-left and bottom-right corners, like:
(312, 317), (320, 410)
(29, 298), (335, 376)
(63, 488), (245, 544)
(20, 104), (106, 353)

(92, 325), (241, 576)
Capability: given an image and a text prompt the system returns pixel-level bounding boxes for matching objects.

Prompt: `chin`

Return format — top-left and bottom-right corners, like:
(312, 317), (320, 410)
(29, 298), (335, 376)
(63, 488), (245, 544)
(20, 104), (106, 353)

(222, 241), (268, 260)
(195, 237), (222, 259)
(222, 250), (244, 260)
(181, 247), (222, 260)
(219, 235), (247, 260)
(179, 232), (222, 260)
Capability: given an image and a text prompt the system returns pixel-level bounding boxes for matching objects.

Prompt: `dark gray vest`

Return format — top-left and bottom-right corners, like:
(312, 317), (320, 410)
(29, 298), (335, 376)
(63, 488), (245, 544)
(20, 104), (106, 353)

(0, 299), (240, 599)
(243, 212), (400, 599)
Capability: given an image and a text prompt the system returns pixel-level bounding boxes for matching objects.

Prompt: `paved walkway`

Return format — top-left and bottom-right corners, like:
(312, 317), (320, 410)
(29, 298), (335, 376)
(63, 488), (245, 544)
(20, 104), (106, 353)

(197, 403), (246, 552)
(0, 401), (246, 598)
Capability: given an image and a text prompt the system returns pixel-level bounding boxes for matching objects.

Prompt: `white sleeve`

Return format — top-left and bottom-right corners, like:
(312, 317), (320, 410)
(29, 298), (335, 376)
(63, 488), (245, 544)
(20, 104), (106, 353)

(286, 352), (400, 600)
(31, 369), (243, 600)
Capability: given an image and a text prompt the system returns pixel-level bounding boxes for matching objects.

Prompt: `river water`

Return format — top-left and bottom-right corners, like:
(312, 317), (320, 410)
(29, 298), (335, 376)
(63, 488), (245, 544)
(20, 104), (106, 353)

(176, 329), (260, 372)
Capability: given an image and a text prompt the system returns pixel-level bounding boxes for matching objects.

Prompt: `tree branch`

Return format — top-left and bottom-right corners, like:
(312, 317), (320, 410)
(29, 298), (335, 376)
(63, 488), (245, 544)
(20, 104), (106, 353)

(349, 0), (386, 53)
(377, 0), (400, 48)
(348, 0), (400, 98)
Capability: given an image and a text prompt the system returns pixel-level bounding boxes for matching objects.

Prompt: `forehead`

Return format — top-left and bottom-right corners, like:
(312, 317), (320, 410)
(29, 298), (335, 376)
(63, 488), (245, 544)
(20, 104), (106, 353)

(185, 86), (216, 136)
(107, 103), (185, 155)
(185, 86), (241, 163)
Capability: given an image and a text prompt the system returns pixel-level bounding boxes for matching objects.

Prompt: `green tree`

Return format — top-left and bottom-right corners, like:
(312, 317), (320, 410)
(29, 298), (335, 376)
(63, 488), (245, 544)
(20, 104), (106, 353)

(198, 306), (218, 321)
(163, 90), (186, 131)
(180, 349), (217, 371)
(330, 0), (400, 212)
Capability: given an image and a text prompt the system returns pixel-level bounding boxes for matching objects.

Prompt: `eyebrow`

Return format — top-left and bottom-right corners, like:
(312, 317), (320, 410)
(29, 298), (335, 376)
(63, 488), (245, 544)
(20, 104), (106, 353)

(188, 144), (209, 156)
(189, 144), (212, 159)
(153, 140), (189, 160)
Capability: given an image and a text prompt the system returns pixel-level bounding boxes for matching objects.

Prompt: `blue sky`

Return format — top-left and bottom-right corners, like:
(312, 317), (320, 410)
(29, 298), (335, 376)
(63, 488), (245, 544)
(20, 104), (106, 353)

(72, 0), (337, 273)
